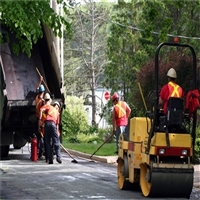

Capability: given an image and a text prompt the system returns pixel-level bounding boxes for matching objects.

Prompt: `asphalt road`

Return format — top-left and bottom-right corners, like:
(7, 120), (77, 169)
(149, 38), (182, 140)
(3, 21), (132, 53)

(0, 145), (199, 200)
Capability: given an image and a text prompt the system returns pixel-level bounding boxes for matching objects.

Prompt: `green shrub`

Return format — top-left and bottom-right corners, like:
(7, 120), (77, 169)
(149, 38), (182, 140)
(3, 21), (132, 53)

(82, 125), (98, 135)
(98, 128), (112, 140)
(77, 133), (101, 143)
(193, 123), (200, 163)
(66, 136), (81, 143)
(62, 96), (89, 139)
(194, 137), (200, 163)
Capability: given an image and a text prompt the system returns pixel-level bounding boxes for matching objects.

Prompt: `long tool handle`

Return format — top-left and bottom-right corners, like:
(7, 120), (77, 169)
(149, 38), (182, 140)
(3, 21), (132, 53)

(138, 82), (147, 112)
(60, 143), (77, 161)
(36, 67), (51, 94)
(90, 132), (115, 158)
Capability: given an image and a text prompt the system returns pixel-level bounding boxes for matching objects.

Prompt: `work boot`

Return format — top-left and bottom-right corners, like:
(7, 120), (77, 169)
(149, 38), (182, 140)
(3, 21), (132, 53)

(48, 159), (53, 164)
(56, 157), (62, 164)
(38, 156), (45, 160)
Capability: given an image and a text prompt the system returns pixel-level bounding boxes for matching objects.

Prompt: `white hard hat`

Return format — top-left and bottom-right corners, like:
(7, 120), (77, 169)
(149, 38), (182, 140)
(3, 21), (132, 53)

(44, 93), (51, 100)
(167, 68), (177, 78)
(53, 101), (60, 108)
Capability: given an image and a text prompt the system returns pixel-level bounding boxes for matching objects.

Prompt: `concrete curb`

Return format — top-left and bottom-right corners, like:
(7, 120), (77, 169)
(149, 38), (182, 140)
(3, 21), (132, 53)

(61, 148), (118, 164)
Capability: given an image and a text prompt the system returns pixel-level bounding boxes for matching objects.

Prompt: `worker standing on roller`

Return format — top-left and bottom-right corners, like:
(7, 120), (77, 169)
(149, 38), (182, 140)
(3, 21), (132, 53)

(159, 68), (184, 114)
(112, 93), (131, 154)
(39, 93), (62, 164)
(35, 75), (45, 160)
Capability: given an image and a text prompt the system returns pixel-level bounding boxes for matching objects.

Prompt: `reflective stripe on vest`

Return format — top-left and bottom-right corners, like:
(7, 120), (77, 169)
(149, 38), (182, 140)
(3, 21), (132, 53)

(168, 81), (183, 99)
(115, 101), (126, 118)
(41, 113), (46, 127)
(47, 106), (59, 121)
(35, 96), (43, 117)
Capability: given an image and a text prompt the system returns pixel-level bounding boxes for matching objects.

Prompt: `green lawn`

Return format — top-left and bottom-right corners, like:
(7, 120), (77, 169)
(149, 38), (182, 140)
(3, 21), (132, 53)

(62, 142), (117, 156)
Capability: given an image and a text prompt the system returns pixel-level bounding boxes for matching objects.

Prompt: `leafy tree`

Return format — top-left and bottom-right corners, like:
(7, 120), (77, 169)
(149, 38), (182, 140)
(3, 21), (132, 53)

(138, 0), (200, 55)
(0, 0), (72, 57)
(104, 0), (200, 114)
(103, 0), (148, 103)
(132, 0), (200, 112)
(64, 0), (111, 126)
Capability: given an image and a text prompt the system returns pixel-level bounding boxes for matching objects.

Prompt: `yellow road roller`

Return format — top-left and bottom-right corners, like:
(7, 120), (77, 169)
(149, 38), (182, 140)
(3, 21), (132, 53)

(117, 42), (198, 198)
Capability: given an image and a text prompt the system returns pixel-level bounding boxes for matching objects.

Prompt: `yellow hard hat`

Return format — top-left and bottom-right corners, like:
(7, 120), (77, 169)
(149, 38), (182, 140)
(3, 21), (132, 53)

(167, 68), (177, 78)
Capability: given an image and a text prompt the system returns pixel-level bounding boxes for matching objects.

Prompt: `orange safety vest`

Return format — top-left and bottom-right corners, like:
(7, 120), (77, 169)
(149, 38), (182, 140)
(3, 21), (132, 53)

(167, 81), (183, 99)
(40, 104), (59, 124)
(114, 101), (127, 119)
(35, 95), (43, 118)
(41, 113), (47, 135)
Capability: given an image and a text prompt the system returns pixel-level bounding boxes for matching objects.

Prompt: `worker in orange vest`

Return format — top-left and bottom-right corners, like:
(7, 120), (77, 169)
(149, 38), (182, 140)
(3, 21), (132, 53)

(51, 101), (61, 157)
(39, 93), (62, 164)
(112, 93), (131, 154)
(159, 68), (184, 114)
(35, 75), (45, 160)
(53, 101), (61, 137)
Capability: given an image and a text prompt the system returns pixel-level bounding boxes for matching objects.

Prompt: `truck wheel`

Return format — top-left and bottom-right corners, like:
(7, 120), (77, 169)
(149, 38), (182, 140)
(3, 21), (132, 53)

(117, 155), (130, 190)
(13, 133), (27, 149)
(0, 145), (9, 158)
(13, 145), (21, 149)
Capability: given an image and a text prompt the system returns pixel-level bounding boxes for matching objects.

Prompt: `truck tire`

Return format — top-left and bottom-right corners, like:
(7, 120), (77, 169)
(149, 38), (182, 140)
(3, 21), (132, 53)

(13, 145), (21, 149)
(0, 145), (9, 158)
(13, 133), (27, 149)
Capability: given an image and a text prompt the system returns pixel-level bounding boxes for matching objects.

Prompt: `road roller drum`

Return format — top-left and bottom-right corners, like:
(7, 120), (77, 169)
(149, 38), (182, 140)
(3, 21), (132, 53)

(140, 164), (193, 198)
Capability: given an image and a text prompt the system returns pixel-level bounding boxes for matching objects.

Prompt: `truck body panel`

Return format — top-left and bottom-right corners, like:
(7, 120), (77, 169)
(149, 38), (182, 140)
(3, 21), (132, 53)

(0, 24), (64, 157)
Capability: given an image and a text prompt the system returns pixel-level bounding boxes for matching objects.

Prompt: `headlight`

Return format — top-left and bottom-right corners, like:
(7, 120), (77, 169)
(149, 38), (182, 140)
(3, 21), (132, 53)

(182, 149), (188, 155)
(159, 149), (165, 154)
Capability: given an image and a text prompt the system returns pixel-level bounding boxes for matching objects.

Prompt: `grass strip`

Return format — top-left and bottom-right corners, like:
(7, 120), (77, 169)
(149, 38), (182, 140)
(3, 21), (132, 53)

(62, 142), (117, 156)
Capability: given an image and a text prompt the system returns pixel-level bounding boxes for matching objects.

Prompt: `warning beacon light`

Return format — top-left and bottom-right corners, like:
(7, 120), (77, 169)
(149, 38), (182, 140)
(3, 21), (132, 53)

(174, 37), (179, 43)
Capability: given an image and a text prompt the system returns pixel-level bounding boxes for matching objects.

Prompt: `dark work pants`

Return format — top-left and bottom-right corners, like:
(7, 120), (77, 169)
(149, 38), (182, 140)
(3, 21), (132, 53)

(44, 121), (61, 162)
(36, 118), (44, 158)
(116, 126), (126, 151)
(36, 129), (44, 158)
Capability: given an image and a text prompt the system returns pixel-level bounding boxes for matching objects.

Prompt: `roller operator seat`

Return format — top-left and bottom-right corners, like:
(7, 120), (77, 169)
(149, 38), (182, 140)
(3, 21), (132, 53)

(166, 97), (184, 128)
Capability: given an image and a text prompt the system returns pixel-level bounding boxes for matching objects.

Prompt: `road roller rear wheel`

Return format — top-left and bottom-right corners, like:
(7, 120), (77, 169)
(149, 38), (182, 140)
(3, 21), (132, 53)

(117, 155), (129, 190)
